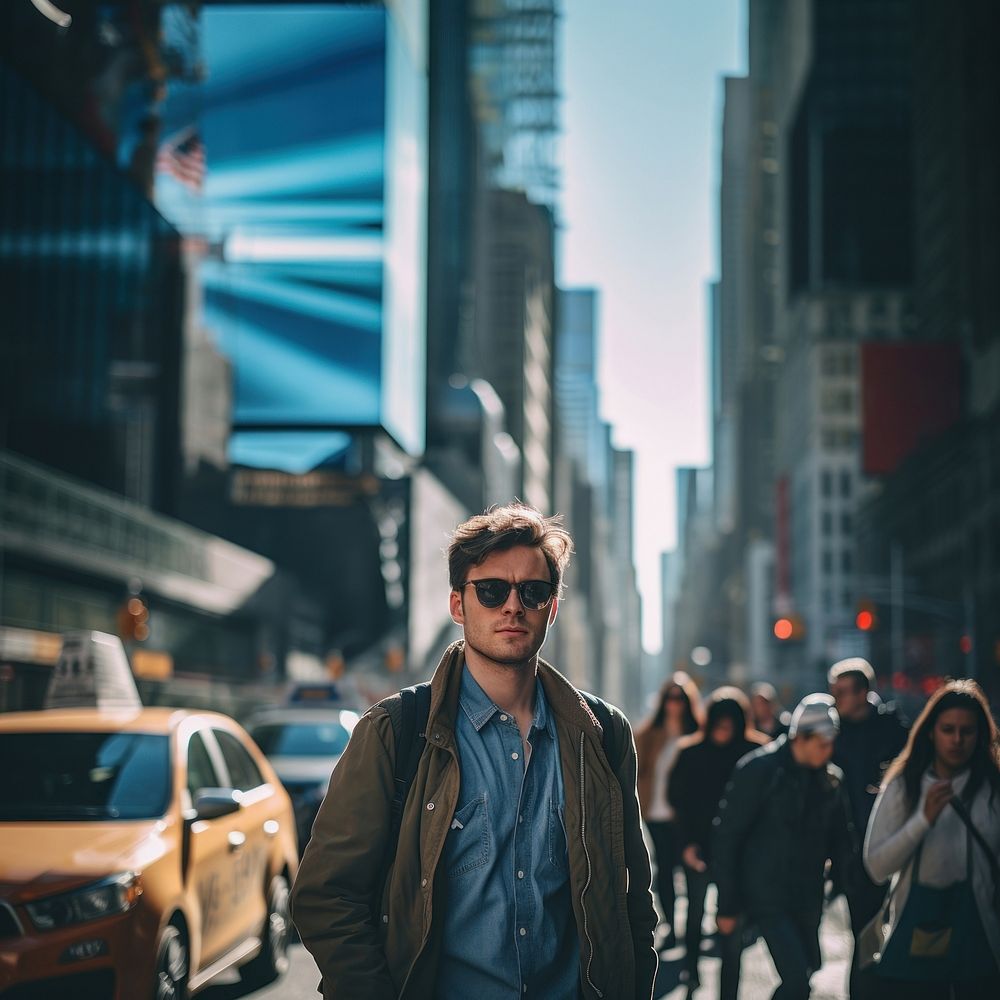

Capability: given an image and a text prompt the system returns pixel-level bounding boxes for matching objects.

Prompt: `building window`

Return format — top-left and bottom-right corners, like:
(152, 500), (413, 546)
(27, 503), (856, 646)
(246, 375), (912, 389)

(842, 512), (853, 534)
(822, 511), (833, 536)
(842, 549), (853, 573)
(822, 470), (833, 498)
(822, 550), (833, 573)
(840, 470), (852, 498)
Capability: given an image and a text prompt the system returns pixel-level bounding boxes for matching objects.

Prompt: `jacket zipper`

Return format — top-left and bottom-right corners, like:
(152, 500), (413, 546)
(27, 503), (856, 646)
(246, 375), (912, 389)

(579, 732), (604, 998)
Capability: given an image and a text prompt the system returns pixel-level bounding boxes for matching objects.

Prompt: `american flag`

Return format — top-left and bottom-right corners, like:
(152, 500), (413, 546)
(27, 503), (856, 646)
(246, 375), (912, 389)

(156, 132), (205, 193)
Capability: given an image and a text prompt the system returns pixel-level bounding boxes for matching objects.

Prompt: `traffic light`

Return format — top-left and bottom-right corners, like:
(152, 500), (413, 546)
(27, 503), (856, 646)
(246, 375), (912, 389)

(773, 614), (805, 641)
(855, 599), (877, 632)
(118, 597), (150, 642)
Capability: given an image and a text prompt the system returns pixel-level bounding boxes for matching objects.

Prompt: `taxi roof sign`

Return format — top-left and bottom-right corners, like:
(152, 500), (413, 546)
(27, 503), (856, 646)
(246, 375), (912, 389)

(44, 631), (142, 710)
(288, 682), (342, 705)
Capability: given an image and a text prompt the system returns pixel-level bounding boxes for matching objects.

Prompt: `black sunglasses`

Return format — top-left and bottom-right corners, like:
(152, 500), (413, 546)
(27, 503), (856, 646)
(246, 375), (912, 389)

(462, 578), (556, 611)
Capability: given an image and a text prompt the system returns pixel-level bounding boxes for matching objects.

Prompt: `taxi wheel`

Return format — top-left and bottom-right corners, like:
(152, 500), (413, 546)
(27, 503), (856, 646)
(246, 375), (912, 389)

(241, 874), (291, 988)
(154, 924), (189, 1000)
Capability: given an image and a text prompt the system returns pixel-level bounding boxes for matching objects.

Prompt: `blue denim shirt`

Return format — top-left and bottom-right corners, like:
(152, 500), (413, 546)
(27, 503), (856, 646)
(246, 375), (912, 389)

(437, 666), (580, 999)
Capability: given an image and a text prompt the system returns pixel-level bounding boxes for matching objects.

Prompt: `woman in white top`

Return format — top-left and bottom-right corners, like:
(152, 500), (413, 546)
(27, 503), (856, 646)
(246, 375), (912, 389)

(635, 673), (702, 951)
(863, 679), (1000, 998)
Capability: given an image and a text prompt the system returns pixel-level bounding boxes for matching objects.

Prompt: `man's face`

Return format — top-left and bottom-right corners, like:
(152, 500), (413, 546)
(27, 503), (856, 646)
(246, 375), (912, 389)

(449, 545), (558, 669)
(795, 733), (835, 768)
(830, 676), (868, 721)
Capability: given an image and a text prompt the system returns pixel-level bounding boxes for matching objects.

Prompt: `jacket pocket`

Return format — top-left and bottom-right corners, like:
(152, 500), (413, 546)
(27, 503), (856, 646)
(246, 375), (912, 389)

(446, 793), (490, 878)
(549, 799), (568, 874)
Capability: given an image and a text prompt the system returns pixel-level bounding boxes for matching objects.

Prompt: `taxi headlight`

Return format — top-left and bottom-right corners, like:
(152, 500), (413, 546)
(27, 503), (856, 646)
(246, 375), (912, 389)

(26, 872), (141, 930)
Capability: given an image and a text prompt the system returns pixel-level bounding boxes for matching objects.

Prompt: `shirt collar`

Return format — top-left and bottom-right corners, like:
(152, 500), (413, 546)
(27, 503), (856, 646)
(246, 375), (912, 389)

(458, 662), (555, 739)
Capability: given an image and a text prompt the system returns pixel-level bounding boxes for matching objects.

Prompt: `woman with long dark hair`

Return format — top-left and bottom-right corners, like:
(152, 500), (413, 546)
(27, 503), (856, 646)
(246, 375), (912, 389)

(634, 673), (702, 949)
(863, 679), (1000, 998)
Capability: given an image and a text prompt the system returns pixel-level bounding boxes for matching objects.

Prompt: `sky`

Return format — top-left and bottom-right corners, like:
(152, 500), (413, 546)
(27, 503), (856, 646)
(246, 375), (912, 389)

(560, 0), (747, 652)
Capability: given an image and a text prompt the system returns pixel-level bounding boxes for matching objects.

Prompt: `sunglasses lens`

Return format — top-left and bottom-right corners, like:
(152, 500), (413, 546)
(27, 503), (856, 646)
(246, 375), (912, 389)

(473, 580), (510, 607)
(520, 581), (554, 609)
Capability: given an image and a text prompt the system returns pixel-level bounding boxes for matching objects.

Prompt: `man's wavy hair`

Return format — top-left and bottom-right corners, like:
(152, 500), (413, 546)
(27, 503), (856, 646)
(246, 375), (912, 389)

(448, 503), (574, 594)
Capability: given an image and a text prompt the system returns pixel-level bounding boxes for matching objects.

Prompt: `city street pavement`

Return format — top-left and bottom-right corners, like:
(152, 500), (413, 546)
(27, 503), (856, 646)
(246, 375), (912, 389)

(199, 895), (853, 999)
(654, 888), (853, 1000)
(201, 941), (322, 1000)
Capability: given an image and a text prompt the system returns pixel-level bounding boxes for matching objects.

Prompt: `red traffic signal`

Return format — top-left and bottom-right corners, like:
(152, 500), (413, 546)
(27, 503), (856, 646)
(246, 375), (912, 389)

(855, 599), (877, 632)
(855, 610), (875, 631)
(773, 615), (805, 641)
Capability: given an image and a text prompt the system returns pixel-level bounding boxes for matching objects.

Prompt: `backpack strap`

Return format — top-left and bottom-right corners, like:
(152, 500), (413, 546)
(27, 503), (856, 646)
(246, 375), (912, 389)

(581, 690), (623, 768)
(373, 681), (432, 923)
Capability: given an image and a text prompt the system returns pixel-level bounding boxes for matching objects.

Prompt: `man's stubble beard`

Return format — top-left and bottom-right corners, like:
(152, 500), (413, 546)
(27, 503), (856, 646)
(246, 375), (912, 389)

(464, 631), (547, 672)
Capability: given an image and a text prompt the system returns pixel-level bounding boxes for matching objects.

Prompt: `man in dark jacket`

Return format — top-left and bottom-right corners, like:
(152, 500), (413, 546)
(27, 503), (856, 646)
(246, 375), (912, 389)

(712, 694), (856, 1000)
(828, 657), (908, 999)
(291, 503), (657, 999)
(667, 688), (767, 998)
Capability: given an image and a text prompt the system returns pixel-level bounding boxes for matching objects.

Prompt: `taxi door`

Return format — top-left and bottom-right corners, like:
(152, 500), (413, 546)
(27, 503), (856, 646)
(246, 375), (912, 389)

(209, 727), (272, 952)
(182, 726), (244, 967)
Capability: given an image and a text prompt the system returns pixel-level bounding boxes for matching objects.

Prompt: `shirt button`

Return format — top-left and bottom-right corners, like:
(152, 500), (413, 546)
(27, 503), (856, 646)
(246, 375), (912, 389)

(426, 802), (435, 811)
(519, 927), (527, 937)
(517, 870), (525, 879)
(500, 714), (508, 722)
(382, 914), (389, 924)
(519, 814), (523, 823)
(511, 751), (519, 760)
(421, 877), (428, 887)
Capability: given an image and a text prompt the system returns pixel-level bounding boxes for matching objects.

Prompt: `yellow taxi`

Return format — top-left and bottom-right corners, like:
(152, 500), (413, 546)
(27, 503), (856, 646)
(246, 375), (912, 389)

(0, 706), (299, 1000)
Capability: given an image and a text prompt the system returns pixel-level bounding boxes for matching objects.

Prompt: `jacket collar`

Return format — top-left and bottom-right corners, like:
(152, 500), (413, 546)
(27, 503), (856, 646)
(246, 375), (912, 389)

(427, 639), (599, 744)
(458, 666), (556, 740)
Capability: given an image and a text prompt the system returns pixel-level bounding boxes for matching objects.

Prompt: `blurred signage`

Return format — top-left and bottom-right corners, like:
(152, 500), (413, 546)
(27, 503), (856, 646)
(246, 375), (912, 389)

(289, 682), (343, 704)
(861, 342), (961, 475)
(152, 4), (427, 467)
(230, 469), (380, 507)
(132, 649), (174, 681)
(0, 626), (62, 666)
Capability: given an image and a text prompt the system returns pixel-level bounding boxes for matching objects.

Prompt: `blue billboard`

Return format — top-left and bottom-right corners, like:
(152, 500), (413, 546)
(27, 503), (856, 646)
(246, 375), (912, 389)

(155, 4), (426, 468)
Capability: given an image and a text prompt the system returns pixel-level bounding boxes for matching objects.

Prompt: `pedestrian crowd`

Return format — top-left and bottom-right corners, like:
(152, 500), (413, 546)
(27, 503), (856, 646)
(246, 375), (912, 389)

(637, 661), (1000, 1000)
(288, 502), (1000, 1000)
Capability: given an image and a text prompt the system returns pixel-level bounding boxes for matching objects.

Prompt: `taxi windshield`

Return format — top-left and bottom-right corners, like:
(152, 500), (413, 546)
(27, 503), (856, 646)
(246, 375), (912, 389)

(0, 732), (171, 821)
(251, 721), (350, 758)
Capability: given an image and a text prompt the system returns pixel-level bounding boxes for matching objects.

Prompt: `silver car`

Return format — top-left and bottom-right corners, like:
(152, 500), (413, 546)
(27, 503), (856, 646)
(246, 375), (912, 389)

(245, 706), (359, 853)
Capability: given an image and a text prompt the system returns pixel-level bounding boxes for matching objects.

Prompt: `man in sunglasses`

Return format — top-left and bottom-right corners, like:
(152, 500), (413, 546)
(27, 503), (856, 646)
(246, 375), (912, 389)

(292, 503), (657, 999)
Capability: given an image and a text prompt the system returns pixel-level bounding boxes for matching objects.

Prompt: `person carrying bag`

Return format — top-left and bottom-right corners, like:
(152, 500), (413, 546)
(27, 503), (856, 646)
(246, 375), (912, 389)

(861, 679), (1000, 999)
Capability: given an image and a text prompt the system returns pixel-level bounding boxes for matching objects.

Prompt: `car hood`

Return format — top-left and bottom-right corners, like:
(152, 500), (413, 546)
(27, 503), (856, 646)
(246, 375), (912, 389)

(0, 820), (167, 903)
(269, 756), (340, 786)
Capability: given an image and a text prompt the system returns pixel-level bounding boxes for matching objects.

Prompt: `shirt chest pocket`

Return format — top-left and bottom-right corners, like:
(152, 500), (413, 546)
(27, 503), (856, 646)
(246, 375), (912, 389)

(446, 792), (491, 878)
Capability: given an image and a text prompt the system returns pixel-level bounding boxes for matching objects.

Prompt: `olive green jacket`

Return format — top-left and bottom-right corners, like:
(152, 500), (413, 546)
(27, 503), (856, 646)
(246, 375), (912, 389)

(291, 640), (657, 999)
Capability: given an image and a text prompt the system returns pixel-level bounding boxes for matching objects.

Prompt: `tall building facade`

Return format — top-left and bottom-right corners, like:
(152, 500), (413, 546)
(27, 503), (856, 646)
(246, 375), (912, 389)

(550, 289), (644, 714)
(768, 0), (914, 685)
(424, 0), (560, 515)
(0, 6), (186, 514)
(855, 0), (1000, 702)
(0, 3), (336, 709)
